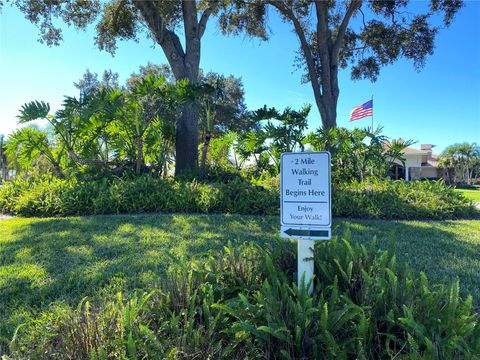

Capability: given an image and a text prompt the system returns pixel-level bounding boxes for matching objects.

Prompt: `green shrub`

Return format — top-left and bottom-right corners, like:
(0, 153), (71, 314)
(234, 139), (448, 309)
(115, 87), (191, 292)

(0, 176), (475, 219)
(0, 176), (280, 217)
(334, 178), (476, 219)
(0, 178), (30, 214)
(8, 237), (479, 359)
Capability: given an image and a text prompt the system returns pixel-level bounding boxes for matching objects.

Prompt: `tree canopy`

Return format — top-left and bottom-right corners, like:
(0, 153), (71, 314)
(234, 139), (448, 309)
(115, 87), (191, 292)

(221, 0), (463, 129)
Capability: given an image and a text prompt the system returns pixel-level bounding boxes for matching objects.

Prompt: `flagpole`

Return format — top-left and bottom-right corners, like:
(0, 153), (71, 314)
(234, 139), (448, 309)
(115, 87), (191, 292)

(371, 95), (374, 131)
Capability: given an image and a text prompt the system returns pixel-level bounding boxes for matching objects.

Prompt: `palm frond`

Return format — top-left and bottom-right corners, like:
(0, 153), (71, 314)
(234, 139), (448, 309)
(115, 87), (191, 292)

(18, 101), (50, 123)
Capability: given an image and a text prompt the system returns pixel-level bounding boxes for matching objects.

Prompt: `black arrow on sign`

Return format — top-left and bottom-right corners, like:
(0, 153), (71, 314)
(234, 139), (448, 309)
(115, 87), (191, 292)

(284, 229), (329, 237)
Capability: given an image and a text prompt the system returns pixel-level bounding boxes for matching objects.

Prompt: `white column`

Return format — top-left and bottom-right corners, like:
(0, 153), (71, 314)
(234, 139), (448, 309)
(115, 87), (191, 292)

(298, 239), (314, 294)
(405, 166), (409, 181)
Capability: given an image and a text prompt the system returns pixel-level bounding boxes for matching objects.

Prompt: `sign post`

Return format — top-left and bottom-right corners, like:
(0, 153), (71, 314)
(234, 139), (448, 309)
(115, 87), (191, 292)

(280, 152), (331, 294)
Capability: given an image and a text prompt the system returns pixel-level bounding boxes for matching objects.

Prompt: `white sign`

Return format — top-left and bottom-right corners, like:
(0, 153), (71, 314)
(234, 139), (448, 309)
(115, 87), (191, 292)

(280, 151), (332, 294)
(280, 152), (331, 240)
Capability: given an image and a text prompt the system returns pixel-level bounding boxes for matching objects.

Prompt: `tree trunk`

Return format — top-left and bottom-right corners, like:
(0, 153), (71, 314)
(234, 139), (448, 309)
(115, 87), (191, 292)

(175, 103), (199, 175)
(133, 0), (217, 176)
(200, 131), (211, 171)
(319, 93), (338, 130)
(0, 160), (6, 182)
(269, 0), (359, 130)
(136, 136), (143, 175)
(162, 161), (168, 179)
(51, 160), (64, 179)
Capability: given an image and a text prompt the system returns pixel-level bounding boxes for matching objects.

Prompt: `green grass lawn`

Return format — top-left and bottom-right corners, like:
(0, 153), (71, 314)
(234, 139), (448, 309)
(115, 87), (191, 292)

(1, 214), (480, 348)
(456, 187), (480, 202)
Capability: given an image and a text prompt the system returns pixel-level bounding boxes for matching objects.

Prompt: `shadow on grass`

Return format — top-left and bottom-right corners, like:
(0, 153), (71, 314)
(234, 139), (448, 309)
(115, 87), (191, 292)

(0, 214), (281, 347)
(1, 218), (275, 308)
(1, 214), (479, 348)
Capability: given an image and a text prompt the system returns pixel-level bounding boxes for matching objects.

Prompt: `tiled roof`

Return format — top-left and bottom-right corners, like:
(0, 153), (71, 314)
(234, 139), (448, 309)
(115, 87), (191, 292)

(384, 142), (440, 165)
(401, 147), (429, 155)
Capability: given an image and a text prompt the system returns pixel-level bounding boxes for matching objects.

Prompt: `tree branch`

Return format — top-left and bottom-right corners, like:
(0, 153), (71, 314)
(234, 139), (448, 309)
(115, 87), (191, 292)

(182, 0), (200, 80)
(330, 0), (361, 101)
(113, 0), (129, 28)
(164, 29), (186, 62)
(132, 0), (165, 43)
(268, 0), (325, 113)
(358, 6), (367, 29)
(332, 0), (362, 64)
(199, 1), (219, 38)
(133, 1), (187, 80)
(314, 0), (333, 99)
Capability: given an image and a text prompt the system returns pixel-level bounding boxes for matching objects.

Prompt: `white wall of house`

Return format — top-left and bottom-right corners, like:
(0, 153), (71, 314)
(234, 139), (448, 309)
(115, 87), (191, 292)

(404, 154), (424, 181)
(387, 144), (440, 181)
(389, 154), (423, 180)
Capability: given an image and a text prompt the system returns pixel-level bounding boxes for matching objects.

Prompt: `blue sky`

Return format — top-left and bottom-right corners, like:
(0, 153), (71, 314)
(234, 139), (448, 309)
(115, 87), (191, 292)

(1, 2), (479, 154)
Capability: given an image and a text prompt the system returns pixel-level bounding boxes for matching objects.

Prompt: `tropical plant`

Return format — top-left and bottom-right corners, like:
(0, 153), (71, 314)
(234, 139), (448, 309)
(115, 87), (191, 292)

(440, 142), (480, 185)
(1, 174), (474, 220)
(306, 127), (414, 183)
(206, 131), (238, 171)
(112, 74), (183, 175)
(384, 138), (412, 164)
(199, 77), (225, 171)
(8, 239), (480, 358)
(11, 72), (202, 177)
(17, 91), (122, 173)
(236, 105), (310, 172)
(4, 126), (64, 177)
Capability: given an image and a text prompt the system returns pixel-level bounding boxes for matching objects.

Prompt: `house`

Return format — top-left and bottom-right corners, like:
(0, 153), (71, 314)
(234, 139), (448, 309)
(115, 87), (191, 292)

(389, 143), (441, 181)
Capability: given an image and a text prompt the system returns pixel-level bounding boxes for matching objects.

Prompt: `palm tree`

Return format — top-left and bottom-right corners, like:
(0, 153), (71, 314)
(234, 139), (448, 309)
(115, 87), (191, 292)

(384, 138), (416, 179)
(441, 143), (480, 185)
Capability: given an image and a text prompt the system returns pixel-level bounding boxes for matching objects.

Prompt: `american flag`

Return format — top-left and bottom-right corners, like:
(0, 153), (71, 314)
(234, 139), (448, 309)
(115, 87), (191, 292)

(350, 100), (373, 121)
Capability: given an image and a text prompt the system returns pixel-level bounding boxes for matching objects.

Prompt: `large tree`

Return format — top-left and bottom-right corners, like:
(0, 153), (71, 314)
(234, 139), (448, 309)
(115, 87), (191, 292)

(221, 0), (462, 129)
(3, 0), (222, 174)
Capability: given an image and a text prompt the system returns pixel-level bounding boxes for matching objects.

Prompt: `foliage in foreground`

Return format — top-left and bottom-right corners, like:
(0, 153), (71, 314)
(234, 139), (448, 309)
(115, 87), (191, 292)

(1, 215), (479, 357)
(0, 176), (476, 220)
(6, 235), (479, 359)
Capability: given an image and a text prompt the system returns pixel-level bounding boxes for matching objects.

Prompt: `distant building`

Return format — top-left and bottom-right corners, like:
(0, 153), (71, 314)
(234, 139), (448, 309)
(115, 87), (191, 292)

(389, 143), (441, 181)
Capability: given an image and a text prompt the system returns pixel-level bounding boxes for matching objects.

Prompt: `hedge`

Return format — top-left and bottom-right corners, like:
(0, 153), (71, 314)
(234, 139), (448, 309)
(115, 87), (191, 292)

(0, 176), (476, 219)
